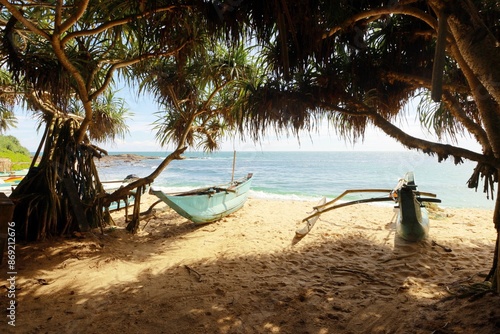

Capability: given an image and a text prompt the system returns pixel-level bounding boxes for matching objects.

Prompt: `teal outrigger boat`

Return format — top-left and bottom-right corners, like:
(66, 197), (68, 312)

(394, 172), (434, 241)
(296, 172), (441, 242)
(151, 173), (253, 224)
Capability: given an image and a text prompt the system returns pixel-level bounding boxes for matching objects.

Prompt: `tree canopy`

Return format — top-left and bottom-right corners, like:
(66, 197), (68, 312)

(218, 1), (499, 159)
(1, 0), (500, 288)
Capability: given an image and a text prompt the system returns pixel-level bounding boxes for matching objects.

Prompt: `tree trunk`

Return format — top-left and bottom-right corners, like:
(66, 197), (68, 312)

(9, 111), (193, 240)
(496, 237), (500, 292)
(126, 185), (144, 234)
(10, 116), (105, 241)
(444, 0), (500, 105)
(491, 170), (500, 292)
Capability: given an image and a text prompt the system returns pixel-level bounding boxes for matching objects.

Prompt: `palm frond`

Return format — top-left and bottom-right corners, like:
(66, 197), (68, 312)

(417, 93), (464, 143)
(0, 107), (17, 133)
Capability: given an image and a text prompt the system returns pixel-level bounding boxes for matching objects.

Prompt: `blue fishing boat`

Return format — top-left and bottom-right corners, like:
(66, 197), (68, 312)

(296, 172), (440, 242)
(151, 173), (253, 224)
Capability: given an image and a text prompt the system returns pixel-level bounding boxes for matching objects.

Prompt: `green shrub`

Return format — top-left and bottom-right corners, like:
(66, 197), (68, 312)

(0, 135), (31, 155)
(0, 135), (32, 170)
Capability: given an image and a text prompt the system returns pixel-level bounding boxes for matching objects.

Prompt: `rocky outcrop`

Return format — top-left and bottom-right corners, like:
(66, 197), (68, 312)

(94, 153), (156, 167)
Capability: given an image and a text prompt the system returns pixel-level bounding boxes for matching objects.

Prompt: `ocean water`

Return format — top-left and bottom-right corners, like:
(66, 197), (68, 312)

(97, 151), (496, 209)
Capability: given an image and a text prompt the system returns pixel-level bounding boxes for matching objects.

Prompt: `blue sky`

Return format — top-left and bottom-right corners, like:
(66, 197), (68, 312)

(5, 87), (481, 153)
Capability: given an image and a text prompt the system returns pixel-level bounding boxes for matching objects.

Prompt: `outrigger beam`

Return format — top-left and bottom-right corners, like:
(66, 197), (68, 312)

(315, 189), (394, 210)
(296, 187), (439, 238)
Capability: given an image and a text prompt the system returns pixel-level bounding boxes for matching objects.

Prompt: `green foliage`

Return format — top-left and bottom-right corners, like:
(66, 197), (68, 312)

(0, 135), (31, 170)
(0, 135), (30, 155)
(69, 89), (132, 143)
(0, 108), (17, 133)
(147, 44), (257, 152)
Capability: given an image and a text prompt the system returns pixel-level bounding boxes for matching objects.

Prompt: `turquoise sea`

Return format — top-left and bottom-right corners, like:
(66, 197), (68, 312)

(97, 151), (495, 210)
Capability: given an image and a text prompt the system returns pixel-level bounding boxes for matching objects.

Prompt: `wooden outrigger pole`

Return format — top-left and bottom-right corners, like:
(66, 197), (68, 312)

(296, 172), (441, 241)
(231, 150), (236, 183)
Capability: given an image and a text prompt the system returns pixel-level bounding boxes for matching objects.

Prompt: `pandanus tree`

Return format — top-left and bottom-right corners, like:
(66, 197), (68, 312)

(0, 0), (258, 240)
(0, 0), (212, 240)
(208, 0), (500, 290)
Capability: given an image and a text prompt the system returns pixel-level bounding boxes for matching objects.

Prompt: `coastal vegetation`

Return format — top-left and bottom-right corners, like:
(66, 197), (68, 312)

(0, 1), (499, 292)
(0, 134), (31, 170)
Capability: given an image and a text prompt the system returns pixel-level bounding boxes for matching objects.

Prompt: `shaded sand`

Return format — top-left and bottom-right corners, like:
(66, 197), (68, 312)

(3, 194), (500, 333)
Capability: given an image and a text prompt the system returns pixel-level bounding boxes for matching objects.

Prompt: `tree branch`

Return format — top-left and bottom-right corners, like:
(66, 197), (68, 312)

(446, 26), (500, 157)
(322, 4), (437, 40)
(365, 107), (499, 166)
(0, 0), (50, 40)
(55, 0), (63, 28)
(61, 5), (180, 46)
(59, 0), (89, 34)
(104, 112), (197, 204)
(49, 34), (92, 143)
(431, 10), (448, 102)
(441, 91), (490, 151)
(317, 96), (498, 166)
(382, 71), (468, 95)
(89, 42), (189, 100)
(382, 70), (490, 150)
(197, 81), (231, 116)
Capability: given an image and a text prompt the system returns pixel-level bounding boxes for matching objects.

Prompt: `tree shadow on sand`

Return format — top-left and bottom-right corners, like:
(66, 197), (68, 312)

(6, 207), (500, 334)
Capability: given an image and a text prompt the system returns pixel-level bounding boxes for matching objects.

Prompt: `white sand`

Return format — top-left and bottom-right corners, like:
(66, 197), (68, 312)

(6, 194), (500, 333)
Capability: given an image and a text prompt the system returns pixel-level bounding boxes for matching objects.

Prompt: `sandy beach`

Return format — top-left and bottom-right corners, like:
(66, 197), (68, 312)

(4, 194), (500, 333)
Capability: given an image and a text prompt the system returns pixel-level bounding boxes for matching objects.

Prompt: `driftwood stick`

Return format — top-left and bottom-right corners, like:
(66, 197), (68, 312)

(432, 240), (453, 252)
(184, 265), (202, 282)
(127, 201), (161, 220)
(146, 199), (163, 213)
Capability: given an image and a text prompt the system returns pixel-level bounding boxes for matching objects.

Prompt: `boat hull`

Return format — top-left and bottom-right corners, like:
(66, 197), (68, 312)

(395, 184), (429, 242)
(396, 207), (429, 242)
(152, 174), (252, 224)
